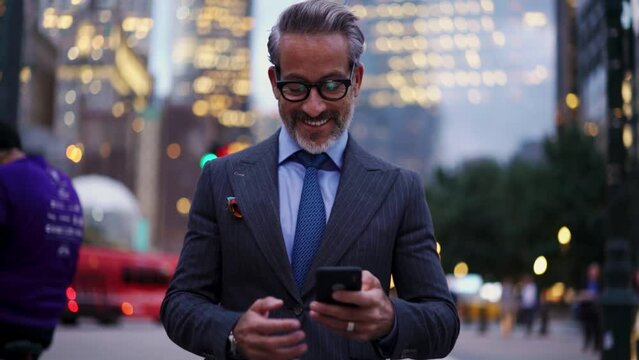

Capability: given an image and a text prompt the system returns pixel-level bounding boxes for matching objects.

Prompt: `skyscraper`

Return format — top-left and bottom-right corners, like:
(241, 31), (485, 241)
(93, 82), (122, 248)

(156, 0), (254, 250)
(348, 0), (555, 173)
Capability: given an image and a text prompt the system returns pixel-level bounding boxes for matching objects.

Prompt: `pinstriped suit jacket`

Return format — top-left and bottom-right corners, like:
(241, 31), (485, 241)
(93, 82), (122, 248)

(161, 132), (459, 360)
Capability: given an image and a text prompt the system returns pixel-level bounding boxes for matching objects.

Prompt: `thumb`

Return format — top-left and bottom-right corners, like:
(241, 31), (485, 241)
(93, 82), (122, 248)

(250, 296), (284, 317)
(361, 270), (382, 291)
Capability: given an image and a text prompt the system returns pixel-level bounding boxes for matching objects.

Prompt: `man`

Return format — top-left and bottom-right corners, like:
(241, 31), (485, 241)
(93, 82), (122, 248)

(0, 123), (83, 358)
(161, 1), (459, 359)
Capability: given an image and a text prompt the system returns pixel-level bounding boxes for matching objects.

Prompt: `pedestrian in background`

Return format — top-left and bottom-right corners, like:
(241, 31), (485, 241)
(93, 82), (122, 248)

(161, 1), (459, 359)
(576, 262), (602, 354)
(0, 123), (83, 359)
(518, 274), (538, 335)
(499, 276), (517, 337)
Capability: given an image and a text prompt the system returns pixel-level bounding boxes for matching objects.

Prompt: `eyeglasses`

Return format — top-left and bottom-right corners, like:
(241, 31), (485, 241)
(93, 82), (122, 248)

(275, 65), (356, 102)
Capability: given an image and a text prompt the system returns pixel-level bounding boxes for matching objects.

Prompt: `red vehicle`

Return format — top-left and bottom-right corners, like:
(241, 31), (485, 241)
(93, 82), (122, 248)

(61, 175), (179, 325)
(61, 245), (178, 325)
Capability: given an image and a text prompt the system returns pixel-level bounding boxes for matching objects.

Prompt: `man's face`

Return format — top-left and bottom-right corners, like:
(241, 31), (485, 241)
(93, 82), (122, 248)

(268, 33), (364, 154)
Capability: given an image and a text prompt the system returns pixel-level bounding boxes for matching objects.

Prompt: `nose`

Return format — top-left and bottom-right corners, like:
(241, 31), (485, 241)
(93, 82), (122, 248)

(300, 87), (327, 118)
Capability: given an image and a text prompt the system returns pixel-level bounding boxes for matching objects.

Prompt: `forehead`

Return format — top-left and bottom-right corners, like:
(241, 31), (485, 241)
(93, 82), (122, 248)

(278, 33), (350, 78)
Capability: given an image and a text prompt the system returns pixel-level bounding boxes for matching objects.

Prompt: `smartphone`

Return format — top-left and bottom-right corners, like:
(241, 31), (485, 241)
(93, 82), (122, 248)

(315, 266), (362, 306)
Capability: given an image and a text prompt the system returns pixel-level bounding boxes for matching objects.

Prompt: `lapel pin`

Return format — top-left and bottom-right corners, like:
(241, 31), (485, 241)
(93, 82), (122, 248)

(226, 196), (243, 219)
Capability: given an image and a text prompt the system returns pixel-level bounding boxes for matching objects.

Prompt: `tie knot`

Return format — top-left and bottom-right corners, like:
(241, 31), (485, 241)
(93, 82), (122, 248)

(296, 151), (329, 169)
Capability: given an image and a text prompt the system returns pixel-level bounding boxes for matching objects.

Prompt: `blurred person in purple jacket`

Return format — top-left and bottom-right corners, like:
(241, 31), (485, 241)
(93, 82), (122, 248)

(0, 123), (83, 359)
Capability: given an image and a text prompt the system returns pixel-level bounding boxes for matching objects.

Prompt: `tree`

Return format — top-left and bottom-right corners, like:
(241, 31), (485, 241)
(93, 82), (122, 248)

(427, 125), (606, 288)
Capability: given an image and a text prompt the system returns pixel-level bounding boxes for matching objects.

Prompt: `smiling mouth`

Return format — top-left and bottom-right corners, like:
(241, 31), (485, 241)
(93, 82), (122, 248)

(302, 118), (330, 127)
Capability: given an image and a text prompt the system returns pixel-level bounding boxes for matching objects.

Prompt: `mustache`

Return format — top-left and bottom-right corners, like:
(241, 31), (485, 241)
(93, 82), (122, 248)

(291, 110), (340, 123)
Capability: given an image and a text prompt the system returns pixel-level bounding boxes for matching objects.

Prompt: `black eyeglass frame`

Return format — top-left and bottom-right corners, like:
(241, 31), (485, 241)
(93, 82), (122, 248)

(275, 65), (357, 102)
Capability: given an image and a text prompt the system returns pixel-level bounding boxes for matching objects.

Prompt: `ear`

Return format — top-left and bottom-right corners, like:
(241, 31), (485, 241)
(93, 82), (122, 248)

(268, 66), (280, 100)
(352, 64), (364, 98)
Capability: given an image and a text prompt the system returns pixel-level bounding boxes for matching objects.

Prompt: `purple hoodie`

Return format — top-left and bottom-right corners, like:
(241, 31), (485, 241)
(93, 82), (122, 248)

(0, 156), (83, 329)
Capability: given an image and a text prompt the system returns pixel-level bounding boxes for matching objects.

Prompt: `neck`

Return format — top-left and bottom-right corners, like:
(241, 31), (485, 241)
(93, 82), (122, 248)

(0, 149), (26, 165)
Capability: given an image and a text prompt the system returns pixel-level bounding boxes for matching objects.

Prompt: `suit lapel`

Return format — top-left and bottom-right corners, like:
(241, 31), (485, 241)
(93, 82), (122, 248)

(228, 133), (301, 302)
(302, 138), (399, 296)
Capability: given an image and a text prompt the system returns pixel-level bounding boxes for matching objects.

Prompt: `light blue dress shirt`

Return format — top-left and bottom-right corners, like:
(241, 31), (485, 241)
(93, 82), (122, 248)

(278, 128), (347, 263)
(278, 129), (398, 353)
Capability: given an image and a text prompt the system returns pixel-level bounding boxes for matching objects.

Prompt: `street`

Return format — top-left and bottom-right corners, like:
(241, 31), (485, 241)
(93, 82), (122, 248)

(43, 317), (598, 360)
(44, 319), (200, 360)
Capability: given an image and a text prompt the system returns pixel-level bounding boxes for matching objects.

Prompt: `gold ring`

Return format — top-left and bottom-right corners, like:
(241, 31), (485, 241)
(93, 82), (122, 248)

(346, 321), (355, 333)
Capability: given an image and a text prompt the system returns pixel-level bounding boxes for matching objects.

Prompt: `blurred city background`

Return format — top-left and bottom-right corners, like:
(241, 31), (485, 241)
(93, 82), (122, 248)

(1, 0), (638, 359)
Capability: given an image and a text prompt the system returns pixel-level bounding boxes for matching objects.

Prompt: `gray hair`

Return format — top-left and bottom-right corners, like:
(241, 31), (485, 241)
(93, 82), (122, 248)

(267, 0), (365, 69)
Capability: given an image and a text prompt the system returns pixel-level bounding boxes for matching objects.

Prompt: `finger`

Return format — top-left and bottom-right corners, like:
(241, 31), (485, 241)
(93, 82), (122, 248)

(309, 301), (367, 322)
(242, 331), (307, 359)
(251, 317), (303, 335)
(309, 310), (372, 342)
(360, 270), (382, 291)
(251, 296), (285, 316)
(308, 309), (348, 332)
(255, 329), (306, 350)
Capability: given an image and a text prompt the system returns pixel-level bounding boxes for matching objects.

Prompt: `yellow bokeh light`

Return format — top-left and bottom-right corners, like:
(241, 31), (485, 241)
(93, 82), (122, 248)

(65, 144), (83, 163)
(20, 67), (31, 83)
(89, 80), (102, 94)
(227, 141), (251, 154)
(57, 15), (74, 29)
(192, 100), (209, 117)
(565, 93), (580, 110)
(623, 124), (633, 148)
(453, 262), (469, 278)
(533, 256), (547, 275)
(523, 12), (548, 27)
(92, 35), (105, 49)
(193, 76), (215, 94)
(176, 197), (191, 215)
(131, 117), (145, 133)
(80, 67), (93, 84)
(546, 282), (565, 302)
(68, 46), (80, 61)
(112, 101), (125, 118)
(166, 143), (181, 159)
(390, 274), (395, 289)
(557, 226), (572, 245)
(436, 241), (441, 255)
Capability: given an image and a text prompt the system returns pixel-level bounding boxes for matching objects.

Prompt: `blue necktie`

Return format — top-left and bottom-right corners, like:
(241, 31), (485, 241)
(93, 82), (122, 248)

(292, 151), (329, 290)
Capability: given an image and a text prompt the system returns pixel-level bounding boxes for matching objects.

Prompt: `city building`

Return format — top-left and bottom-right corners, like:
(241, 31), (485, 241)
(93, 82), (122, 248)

(156, 0), (254, 251)
(574, 0), (607, 148)
(347, 0), (555, 173)
(555, 0), (579, 128)
(11, 0), (156, 249)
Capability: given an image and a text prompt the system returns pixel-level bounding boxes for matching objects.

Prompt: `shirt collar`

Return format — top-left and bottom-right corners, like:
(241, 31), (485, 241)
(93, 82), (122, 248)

(278, 128), (348, 169)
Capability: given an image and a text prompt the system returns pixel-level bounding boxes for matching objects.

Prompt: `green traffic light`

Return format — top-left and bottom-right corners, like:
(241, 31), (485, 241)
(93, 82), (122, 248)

(199, 153), (218, 168)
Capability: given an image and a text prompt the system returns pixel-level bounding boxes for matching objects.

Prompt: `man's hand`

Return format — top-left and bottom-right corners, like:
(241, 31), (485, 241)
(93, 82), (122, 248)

(309, 270), (394, 342)
(233, 297), (307, 360)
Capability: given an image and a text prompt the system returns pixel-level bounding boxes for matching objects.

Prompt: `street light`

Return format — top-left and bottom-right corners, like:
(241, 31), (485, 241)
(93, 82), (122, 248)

(453, 262), (468, 278)
(533, 256), (547, 276)
(557, 226), (572, 245)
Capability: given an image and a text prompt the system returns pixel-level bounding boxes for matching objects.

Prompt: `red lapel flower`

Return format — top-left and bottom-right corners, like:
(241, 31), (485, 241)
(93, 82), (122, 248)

(226, 196), (242, 219)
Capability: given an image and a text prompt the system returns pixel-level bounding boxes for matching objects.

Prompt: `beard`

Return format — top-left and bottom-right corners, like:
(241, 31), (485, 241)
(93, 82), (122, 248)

(280, 104), (354, 154)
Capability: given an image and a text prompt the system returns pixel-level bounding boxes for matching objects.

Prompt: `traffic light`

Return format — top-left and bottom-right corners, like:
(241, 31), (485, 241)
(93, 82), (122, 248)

(199, 141), (251, 169)
(199, 153), (217, 169)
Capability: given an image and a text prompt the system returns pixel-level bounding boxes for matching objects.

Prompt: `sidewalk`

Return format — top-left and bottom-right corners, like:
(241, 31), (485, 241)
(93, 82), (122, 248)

(444, 318), (599, 360)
